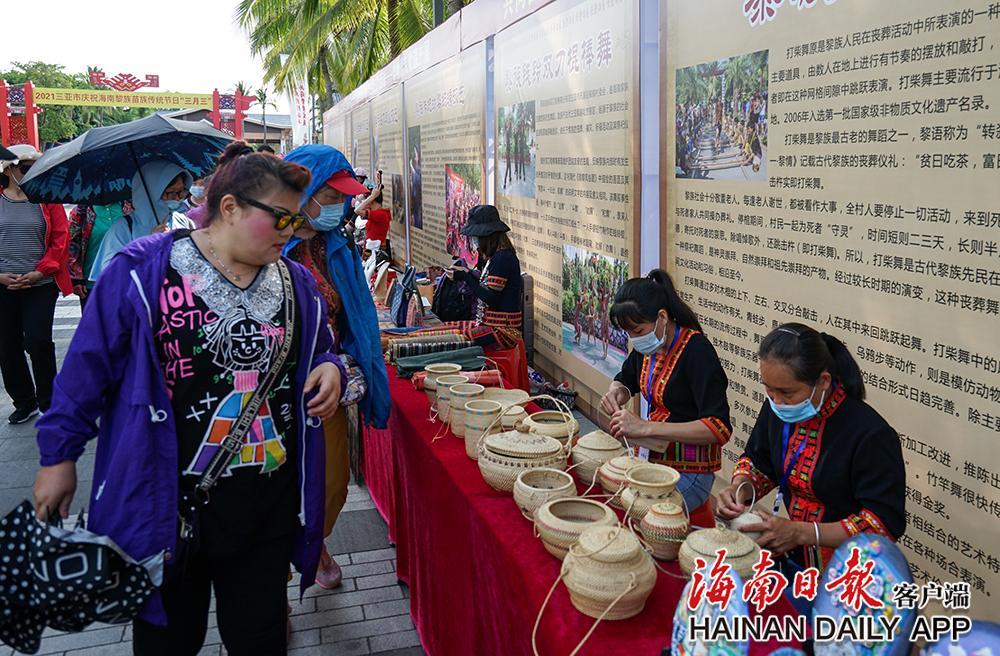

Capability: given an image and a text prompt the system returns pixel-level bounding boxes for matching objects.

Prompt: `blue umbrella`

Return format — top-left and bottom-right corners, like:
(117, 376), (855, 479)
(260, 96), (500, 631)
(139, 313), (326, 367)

(19, 114), (231, 206)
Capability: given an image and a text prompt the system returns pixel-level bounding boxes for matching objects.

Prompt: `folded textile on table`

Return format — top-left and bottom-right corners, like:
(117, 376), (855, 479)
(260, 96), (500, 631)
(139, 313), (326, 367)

(411, 368), (504, 391)
(395, 346), (487, 378)
(387, 332), (466, 347)
(391, 339), (472, 362)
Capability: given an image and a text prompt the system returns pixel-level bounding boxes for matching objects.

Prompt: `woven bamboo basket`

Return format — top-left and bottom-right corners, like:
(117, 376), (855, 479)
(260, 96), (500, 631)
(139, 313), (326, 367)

(570, 430), (627, 488)
(620, 487), (683, 524)
(678, 527), (761, 580)
(534, 498), (617, 561)
(463, 400), (503, 460)
(619, 463), (680, 522)
(639, 501), (688, 561)
(482, 387), (530, 409)
(501, 406), (528, 429)
(524, 411), (580, 447)
(513, 468), (577, 518)
(434, 374), (470, 421)
(597, 455), (646, 509)
(563, 526), (657, 620)
(449, 383), (485, 438)
(423, 363), (462, 405)
(477, 424), (566, 493)
(726, 481), (763, 540)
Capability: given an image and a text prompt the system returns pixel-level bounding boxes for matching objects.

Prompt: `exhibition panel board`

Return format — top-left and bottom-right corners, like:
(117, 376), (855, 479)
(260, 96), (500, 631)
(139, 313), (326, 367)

(494, 0), (640, 400)
(663, 0), (1000, 615)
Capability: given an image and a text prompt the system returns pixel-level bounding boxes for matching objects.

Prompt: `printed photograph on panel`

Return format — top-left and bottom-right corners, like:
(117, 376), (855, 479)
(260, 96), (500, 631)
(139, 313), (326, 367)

(561, 245), (629, 379)
(498, 101), (536, 198)
(391, 174), (405, 226)
(675, 50), (768, 181)
(408, 125), (423, 228)
(444, 164), (483, 268)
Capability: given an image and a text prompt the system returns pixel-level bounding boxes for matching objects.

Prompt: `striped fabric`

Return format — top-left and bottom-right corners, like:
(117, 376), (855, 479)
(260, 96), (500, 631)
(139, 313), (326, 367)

(0, 195), (50, 282)
(392, 339), (472, 361)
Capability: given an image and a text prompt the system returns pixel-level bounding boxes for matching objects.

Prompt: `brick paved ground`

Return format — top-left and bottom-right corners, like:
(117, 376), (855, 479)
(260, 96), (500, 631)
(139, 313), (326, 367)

(0, 297), (425, 656)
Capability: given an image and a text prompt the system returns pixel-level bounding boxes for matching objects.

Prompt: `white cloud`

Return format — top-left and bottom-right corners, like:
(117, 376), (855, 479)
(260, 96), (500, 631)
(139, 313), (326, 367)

(4, 0), (290, 113)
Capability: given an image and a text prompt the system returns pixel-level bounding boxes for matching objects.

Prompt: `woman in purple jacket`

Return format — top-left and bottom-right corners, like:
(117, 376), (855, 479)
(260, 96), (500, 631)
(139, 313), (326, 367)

(32, 143), (345, 655)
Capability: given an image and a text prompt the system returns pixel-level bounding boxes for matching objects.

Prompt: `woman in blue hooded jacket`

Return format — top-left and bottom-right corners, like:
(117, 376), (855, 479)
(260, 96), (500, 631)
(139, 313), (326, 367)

(33, 143), (346, 655)
(281, 144), (390, 589)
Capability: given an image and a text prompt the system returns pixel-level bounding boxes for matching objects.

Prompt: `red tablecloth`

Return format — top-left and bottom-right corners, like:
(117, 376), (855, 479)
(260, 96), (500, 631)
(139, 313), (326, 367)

(363, 368), (801, 656)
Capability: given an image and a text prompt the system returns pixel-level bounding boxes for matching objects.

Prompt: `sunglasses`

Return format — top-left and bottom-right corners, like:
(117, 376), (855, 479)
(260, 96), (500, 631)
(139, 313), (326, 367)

(238, 196), (306, 231)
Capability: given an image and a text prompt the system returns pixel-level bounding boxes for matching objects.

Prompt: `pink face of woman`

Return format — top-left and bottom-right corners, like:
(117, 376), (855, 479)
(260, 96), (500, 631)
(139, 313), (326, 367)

(221, 185), (302, 266)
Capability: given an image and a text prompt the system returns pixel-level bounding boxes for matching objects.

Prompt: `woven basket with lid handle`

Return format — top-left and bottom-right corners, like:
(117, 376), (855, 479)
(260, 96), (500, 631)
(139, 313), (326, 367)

(563, 526), (657, 620)
(679, 527), (761, 580)
(478, 424), (566, 493)
(570, 430), (627, 488)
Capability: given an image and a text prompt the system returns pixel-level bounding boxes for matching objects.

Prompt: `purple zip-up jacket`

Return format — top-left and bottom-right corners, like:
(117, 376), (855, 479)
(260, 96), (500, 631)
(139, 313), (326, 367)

(36, 232), (346, 625)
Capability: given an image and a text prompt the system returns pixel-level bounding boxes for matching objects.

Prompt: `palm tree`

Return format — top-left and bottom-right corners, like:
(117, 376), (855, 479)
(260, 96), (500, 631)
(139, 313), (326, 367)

(254, 86), (278, 146)
(236, 0), (433, 103)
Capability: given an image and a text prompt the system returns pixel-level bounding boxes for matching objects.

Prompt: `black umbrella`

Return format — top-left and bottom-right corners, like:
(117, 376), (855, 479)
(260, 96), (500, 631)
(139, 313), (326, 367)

(0, 501), (162, 654)
(19, 114), (231, 206)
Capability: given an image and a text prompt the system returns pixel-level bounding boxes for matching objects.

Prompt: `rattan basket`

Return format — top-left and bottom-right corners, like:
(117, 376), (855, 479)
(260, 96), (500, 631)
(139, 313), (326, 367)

(678, 527), (761, 580)
(570, 430), (627, 488)
(597, 455), (646, 509)
(534, 498), (617, 561)
(477, 424), (566, 493)
(513, 468), (577, 518)
(639, 501), (688, 561)
(524, 411), (580, 447)
(563, 526), (657, 620)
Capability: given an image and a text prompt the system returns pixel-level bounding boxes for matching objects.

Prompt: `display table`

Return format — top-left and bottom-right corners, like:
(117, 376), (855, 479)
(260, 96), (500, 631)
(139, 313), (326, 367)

(363, 367), (801, 656)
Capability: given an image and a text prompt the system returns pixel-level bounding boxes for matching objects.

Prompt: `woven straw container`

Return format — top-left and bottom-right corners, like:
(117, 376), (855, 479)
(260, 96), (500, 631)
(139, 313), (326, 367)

(524, 411), (580, 447)
(463, 400), (503, 460)
(534, 498), (617, 561)
(483, 388), (530, 410)
(478, 424), (566, 493)
(501, 405), (529, 429)
(570, 430), (626, 488)
(621, 488), (683, 524)
(639, 501), (688, 561)
(449, 383), (485, 437)
(563, 527), (657, 620)
(423, 363), (462, 404)
(678, 527), (761, 580)
(513, 468), (577, 518)
(597, 455), (646, 509)
(434, 374), (470, 421)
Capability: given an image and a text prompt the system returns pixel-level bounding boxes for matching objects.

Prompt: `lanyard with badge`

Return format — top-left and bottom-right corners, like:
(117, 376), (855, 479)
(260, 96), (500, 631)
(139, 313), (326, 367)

(637, 325), (681, 460)
(773, 422), (807, 514)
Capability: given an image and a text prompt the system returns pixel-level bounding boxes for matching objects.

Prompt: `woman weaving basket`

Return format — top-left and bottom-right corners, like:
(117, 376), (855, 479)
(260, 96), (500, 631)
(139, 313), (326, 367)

(446, 205), (529, 390)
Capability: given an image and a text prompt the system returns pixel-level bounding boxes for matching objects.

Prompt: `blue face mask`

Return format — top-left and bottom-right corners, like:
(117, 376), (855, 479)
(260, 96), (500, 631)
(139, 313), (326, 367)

(164, 199), (187, 212)
(630, 316), (666, 355)
(309, 200), (344, 232)
(189, 185), (205, 198)
(768, 385), (823, 424)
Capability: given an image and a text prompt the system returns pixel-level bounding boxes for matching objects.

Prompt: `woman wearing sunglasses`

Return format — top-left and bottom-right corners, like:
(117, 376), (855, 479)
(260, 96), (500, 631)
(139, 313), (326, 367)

(0, 144), (72, 424)
(281, 144), (391, 589)
(33, 141), (346, 655)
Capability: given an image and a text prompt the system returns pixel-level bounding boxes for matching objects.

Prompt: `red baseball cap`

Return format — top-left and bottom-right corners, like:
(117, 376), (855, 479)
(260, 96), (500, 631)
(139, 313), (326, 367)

(325, 170), (369, 196)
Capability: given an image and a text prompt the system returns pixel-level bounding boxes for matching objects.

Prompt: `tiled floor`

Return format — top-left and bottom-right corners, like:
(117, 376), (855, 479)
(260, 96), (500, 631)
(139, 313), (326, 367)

(0, 297), (425, 656)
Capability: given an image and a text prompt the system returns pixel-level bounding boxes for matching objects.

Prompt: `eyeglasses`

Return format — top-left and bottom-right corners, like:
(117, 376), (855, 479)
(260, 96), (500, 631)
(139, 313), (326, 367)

(161, 188), (190, 201)
(238, 196), (306, 230)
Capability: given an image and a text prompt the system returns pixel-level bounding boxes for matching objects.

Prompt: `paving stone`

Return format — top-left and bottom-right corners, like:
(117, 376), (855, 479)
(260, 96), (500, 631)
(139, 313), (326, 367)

(33, 626), (124, 655)
(288, 628), (322, 648)
(288, 637), (370, 656)
(320, 613), (414, 643)
(297, 576), (357, 598)
(363, 599), (411, 620)
(289, 596), (318, 615)
(327, 509), (392, 554)
(368, 629), (423, 653)
(196, 646), (221, 656)
(339, 559), (395, 580)
(372, 646), (425, 656)
(350, 547), (397, 564)
(316, 584), (404, 611)
(63, 641), (135, 656)
(355, 573), (402, 590)
(289, 605), (364, 631)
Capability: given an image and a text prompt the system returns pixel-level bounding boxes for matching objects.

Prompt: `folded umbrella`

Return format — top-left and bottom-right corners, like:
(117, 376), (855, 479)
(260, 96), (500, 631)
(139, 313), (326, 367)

(19, 114), (230, 206)
(0, 501), (163, 655)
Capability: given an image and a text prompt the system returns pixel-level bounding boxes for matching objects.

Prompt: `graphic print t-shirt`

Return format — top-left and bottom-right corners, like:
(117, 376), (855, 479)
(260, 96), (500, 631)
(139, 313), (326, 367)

(156, 235), (299, 553)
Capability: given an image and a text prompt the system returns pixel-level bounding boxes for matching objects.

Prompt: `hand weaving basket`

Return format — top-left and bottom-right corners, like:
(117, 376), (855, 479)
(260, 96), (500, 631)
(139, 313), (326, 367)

(639, 500), (689, 561)
(477, 423), (566, 493)
(570, 430), (627, 488)
(534, 498), (617, 561)
(501, 405), (528, 429)
(523, 411), (580, 448)
(448, 383), (485, 438)
(562, 526), (657, 620)
(513, 468), (577, 518)
(423, 363), (462, 405)
(463, 400), (503, 460)
(597, 455), (646, 509)
(434, 374), (470, 421)
(678, 527), (761, 580)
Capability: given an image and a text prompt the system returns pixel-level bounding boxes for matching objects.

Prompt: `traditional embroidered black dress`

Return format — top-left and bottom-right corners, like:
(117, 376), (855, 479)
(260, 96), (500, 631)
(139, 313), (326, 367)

(613, 327), (733, 473)
(734, 385), (907, 569)
(454, 247), (523, 350)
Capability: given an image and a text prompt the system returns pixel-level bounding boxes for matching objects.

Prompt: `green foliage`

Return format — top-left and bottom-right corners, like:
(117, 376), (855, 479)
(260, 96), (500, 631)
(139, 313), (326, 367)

(237, 0), (434, 104)
(1, 61), (153, 145)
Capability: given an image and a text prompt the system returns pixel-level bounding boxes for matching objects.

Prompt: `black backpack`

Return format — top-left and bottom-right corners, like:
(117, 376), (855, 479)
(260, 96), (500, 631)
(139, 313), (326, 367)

(432, 274), (477, 322)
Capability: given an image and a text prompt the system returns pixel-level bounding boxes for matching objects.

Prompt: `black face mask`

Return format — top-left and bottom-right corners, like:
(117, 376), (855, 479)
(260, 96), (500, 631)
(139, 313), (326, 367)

(0, 173), (8, 188)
